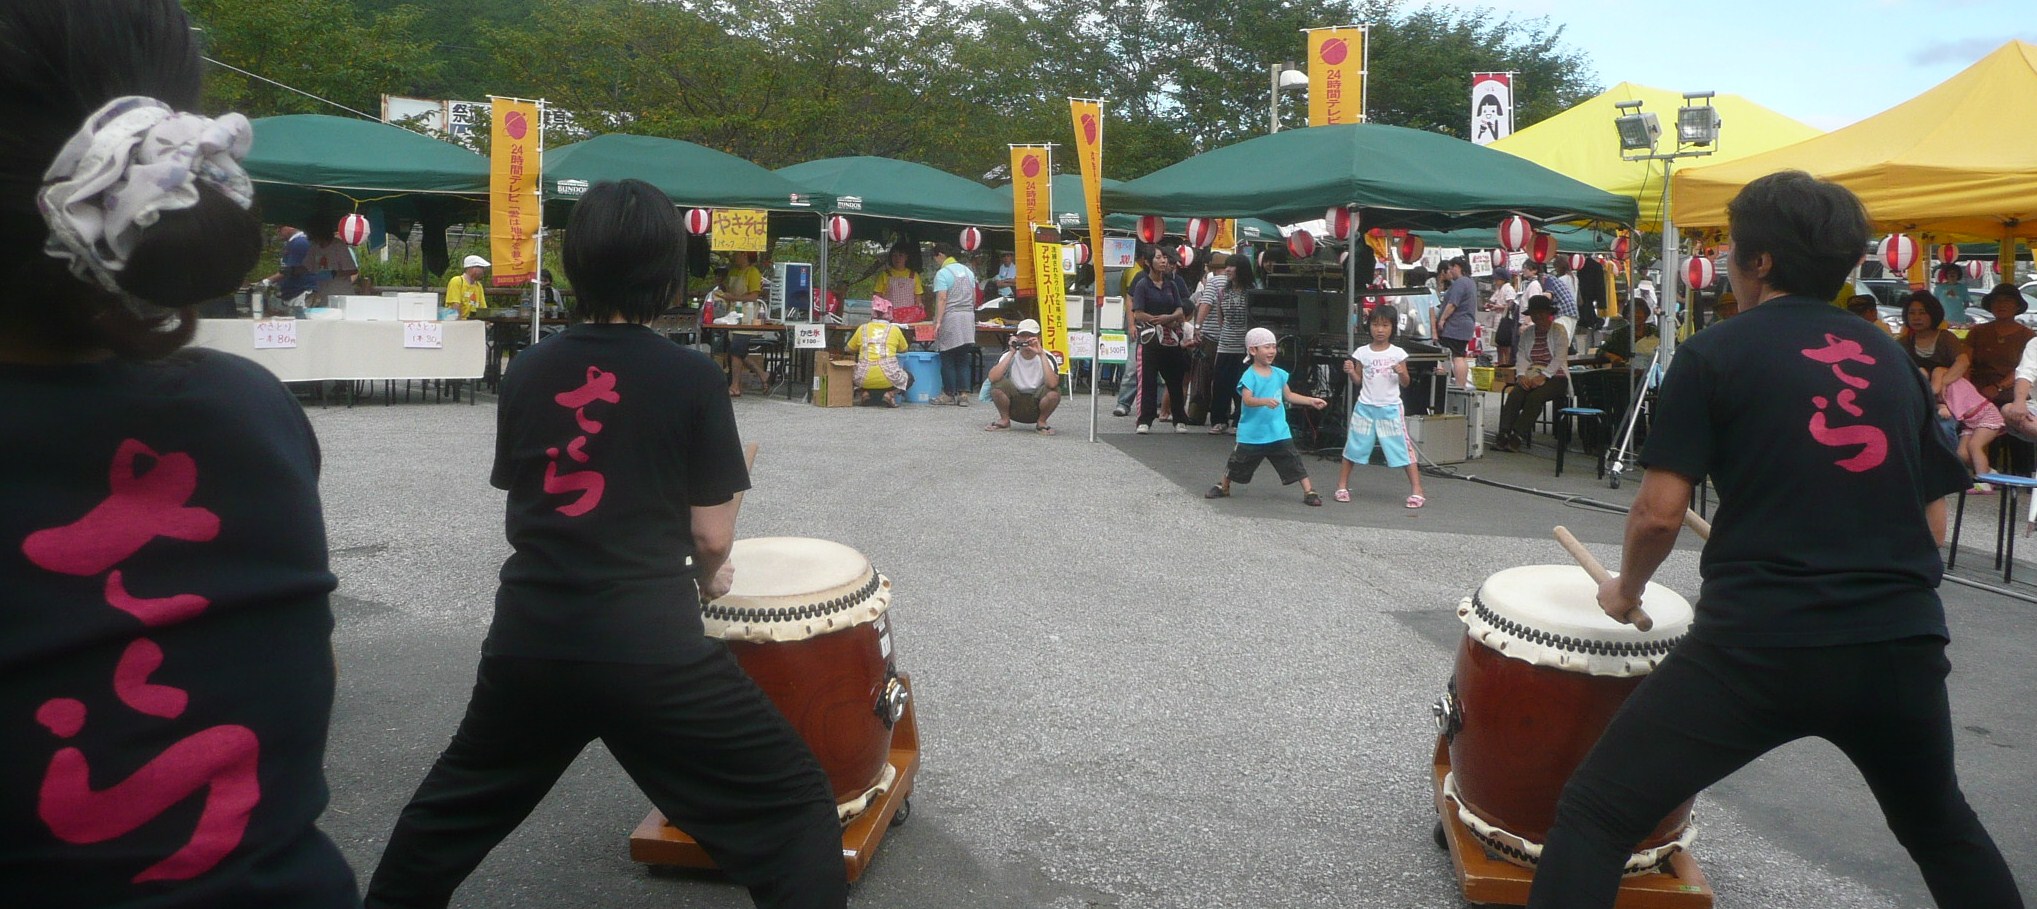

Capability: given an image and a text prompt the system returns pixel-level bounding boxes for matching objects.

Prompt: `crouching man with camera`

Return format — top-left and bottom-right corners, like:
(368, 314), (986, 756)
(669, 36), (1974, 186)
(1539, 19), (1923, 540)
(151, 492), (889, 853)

(985, 318), (1062, 435)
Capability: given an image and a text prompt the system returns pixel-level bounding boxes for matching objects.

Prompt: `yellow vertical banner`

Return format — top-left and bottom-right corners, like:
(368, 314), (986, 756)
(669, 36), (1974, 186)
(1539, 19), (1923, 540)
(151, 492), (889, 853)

(711, 209), (769, 252)
(1307, 26), (1367, 126)
(1068, 99), (1107, 300)
(1034, 239), (1070, 374)
(1213, 218), (1237, 251)
(489, 97), (542, 286)
(1011, 146), (1052, 297)
(2001, 240), (2018, 286)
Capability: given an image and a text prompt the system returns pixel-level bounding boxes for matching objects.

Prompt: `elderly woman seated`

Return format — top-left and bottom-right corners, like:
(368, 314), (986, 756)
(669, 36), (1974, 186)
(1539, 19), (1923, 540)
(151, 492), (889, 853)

(848, 296), (911, 407)
(1493, 295), (1569, 452)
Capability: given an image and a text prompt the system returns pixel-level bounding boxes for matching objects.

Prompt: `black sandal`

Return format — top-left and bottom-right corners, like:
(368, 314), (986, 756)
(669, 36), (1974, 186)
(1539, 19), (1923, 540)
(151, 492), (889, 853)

(1303, 492), (1323, 506)
(1204, 484), (1229, 499)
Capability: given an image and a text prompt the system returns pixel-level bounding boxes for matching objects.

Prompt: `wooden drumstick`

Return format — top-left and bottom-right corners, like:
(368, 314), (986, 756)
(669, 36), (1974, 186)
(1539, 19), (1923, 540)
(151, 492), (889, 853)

(1553, 525), (1654, 632)
(1682, 509), (1712, 540)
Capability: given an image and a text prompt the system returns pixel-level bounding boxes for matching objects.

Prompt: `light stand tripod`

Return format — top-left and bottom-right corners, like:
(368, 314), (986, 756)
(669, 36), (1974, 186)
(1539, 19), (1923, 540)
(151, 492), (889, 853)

(1604, 345), (1664, 489)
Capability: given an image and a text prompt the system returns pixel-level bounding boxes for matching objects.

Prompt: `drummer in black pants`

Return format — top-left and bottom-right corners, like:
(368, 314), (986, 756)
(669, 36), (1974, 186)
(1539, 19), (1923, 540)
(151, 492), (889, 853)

(1528, 171), (2024, 908)
(365, 180), (845, 909)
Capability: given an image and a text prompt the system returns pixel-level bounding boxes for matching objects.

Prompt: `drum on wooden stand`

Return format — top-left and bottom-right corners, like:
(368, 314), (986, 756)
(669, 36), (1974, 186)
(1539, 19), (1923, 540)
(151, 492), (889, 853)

(1433, 564), (1696, 873)
(701, 537), (909, 822)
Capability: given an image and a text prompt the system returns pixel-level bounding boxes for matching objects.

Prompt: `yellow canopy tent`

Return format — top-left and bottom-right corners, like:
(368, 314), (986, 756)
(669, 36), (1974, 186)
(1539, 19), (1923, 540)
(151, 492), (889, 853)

(1489, 82), (1821, 232)
(1674, 41), (2037, 241)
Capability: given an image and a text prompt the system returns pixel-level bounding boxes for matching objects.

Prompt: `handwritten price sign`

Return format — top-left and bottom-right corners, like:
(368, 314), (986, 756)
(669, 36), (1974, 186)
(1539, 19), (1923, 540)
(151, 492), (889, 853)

(792, 324), (827, 349)
(251, 319), (298, 349)
(712, 209), (769, 253)
(403, 321), (445, 349)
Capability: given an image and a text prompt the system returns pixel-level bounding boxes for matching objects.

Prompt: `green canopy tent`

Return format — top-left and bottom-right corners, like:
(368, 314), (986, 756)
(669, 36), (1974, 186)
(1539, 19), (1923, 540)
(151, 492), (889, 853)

(544, 134), (822, 211)
(1027, 175), (1283, 244)
(247, 115), (492, 276)
(1102, 123), (1638, 228)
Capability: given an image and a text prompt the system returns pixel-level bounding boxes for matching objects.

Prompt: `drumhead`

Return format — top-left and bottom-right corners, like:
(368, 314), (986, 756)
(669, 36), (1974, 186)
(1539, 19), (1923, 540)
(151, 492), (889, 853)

(1458, 564), (1693, 677)
(701, 537), (893, 643)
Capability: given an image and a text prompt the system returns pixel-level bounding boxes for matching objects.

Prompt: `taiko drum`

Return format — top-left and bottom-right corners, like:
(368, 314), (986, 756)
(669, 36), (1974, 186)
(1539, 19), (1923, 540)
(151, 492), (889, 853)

(1435, 564), (1697, 872)
(701, 537), (908, 821)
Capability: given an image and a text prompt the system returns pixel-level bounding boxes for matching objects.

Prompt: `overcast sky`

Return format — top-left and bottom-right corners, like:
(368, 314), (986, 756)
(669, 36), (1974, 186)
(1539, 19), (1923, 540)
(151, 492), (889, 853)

(1420, 0), (2034, 129)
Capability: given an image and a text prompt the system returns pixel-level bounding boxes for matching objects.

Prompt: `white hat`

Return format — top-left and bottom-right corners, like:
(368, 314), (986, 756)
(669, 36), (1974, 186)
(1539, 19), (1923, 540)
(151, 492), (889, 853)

(463, 254), (491, 269)
(1014, 318), (1041, 335)
(1245, 326), (1276, 348)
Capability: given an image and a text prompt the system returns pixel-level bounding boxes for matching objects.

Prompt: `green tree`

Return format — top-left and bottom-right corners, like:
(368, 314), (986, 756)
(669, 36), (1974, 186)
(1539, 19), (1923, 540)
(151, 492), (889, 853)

(186, 0), (444, 117)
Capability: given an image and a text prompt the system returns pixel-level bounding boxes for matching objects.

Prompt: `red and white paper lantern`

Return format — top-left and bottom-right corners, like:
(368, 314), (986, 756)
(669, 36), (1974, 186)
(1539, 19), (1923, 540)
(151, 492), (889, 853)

(1937, 242), (1959, 264)
(1879, 234), (1918, 273)
(1287, 229), (1316, 259)
(825, 215), (852, 243)
(1568, 253), (1588, 272)
(1070, 242), (1091, 265)
(338, 213), (371, 247)
(1497, 215), (1533, 252)
(1685, 255), (1716, 289)
(1967, 259), (1993, 281)
(1185, 217), (1217, 248)
(1397, 234), (1425, 264)
(685, 208), (713, 235)
(1527, 232), (1557, 264)
(1175, 244), (1196, 267)
(958, 226), (983, 251)
(1324, 206), (1358, 241)
(1612, 235), (1631, 262)
(1137, 215), (1166, 244)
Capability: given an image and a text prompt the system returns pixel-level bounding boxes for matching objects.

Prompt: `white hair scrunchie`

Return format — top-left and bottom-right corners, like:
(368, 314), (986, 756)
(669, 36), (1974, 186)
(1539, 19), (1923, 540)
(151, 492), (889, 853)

(37, 96), (256, 294)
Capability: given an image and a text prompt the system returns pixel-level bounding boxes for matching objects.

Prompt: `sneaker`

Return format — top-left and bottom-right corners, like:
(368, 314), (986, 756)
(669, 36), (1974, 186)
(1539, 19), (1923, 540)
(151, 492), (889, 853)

(1204, 484), (1229, 499)
(1112, 406), (1129, 417)
(929, 393), (953, 405)
(1135, 424), (1150, 435)
(1175, 423), (1188, 434)
(955, 395), (968, 407)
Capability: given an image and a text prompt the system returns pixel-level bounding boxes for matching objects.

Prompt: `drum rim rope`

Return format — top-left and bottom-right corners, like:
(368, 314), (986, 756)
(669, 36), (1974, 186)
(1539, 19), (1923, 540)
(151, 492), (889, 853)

(1443, 771), (1696, 875)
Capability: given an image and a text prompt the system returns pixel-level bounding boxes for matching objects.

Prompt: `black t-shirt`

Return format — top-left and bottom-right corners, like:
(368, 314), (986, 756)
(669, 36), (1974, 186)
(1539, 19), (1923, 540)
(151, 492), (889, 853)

(488, 322), (750, 663)
(0, 351), (355, 907)
(1641, 295), (1969, 647)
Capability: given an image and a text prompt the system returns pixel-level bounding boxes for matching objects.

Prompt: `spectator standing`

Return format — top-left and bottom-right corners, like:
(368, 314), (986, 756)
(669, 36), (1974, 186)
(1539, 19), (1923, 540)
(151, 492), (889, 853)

(1197, 254), (1255, 433)
(1132, 247), (1195, 433)
(1434, 256), (1477, 388)
(265, 224), (316, 309)
(929, 242), (978, 405)
(1113, 244), (1157, 416)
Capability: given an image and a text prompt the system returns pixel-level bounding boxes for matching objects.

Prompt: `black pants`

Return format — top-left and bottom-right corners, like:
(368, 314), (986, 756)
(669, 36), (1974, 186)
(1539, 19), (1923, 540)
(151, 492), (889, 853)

(365, 650), (846, 909)
(1500, 374), (1568, 440)
(1528, 636), (2022, 909)
(1138, 342), (1189, 426)
(1208, 353), (1248, 428)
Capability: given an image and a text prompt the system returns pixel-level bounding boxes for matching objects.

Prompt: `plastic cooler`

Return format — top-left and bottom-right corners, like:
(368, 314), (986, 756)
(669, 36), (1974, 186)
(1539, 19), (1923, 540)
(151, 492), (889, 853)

(899, 351), (943, 403)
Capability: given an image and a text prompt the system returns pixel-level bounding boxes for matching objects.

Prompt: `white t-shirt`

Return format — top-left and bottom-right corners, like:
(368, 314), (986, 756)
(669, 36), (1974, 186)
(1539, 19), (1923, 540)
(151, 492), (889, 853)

(1350, 343), (1408, 408)
(1005, 348), (1048, 393)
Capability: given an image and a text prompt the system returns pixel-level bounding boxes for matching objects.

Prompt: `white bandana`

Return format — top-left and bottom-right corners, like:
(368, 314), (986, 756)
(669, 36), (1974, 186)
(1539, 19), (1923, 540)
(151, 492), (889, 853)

(38, 96), (256, 294)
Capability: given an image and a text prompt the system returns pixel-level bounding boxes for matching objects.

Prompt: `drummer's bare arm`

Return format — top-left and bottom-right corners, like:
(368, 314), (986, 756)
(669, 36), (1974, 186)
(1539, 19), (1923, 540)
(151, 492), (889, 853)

(691, 499), (740, 600)
(1926, 497), (1948, 548)
(1612, 469), (1694, 603)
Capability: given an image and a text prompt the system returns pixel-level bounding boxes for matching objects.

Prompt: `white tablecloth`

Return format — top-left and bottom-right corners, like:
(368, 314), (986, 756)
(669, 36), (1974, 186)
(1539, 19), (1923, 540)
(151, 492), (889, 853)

(191, 319), (486, 382)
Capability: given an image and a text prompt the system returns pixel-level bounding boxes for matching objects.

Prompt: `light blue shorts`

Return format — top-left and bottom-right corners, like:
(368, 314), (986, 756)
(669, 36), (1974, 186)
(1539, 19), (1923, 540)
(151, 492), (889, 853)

(1345, 402), (1412, 468)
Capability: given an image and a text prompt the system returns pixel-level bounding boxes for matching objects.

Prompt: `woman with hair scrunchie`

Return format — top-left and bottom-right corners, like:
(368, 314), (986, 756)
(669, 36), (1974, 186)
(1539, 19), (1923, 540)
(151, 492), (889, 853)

(0, 1), (359, 906)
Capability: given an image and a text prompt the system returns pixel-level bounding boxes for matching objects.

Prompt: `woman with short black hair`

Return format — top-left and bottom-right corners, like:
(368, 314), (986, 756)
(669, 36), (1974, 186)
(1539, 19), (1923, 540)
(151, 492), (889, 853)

(366, 179), (846, 909)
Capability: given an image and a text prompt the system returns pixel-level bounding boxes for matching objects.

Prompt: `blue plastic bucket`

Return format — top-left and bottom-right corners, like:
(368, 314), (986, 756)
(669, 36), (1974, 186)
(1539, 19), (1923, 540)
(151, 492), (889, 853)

(899, 351), (943, 403)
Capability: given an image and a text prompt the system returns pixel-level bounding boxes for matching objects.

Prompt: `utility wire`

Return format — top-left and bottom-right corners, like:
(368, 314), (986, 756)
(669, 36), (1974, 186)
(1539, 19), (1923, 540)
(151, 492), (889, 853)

(201, 54), (391, 126)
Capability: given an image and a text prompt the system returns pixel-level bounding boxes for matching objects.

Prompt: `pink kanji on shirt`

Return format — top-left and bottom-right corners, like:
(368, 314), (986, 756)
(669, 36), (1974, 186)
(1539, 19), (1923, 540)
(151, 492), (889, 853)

(1801, 334), (1889, 472)
(543, 367), (620, 516)
(18, 439), (263, 885)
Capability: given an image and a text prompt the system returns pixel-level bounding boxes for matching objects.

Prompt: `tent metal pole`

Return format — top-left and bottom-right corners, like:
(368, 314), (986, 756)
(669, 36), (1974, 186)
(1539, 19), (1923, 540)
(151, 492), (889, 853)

(1659, 158), (1678, 367)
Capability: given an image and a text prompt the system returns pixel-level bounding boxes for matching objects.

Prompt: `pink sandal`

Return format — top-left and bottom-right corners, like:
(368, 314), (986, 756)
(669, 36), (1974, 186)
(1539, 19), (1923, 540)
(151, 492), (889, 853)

(1405, 494), (1426, 509)
(1333, 488), (1350, 502)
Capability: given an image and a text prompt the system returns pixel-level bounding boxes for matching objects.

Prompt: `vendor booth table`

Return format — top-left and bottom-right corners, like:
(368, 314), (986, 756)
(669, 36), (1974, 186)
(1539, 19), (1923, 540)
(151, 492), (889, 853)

(191, 319), (486, 405)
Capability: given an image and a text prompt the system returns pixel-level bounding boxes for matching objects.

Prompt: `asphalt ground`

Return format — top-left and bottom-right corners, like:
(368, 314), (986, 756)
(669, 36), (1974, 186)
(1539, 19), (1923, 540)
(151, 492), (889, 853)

(309, 385), (2033, 908)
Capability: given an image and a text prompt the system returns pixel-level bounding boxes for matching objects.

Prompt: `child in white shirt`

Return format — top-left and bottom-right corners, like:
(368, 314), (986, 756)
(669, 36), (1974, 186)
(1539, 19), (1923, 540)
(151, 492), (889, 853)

(1337, 305), (1426, 508)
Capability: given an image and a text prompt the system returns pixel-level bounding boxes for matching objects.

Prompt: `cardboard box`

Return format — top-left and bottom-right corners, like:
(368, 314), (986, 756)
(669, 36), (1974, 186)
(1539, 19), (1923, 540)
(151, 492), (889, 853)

(1492, 366), (1516, 388)
(334, 294), (400, 321)
(813, 352), (855, 407)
